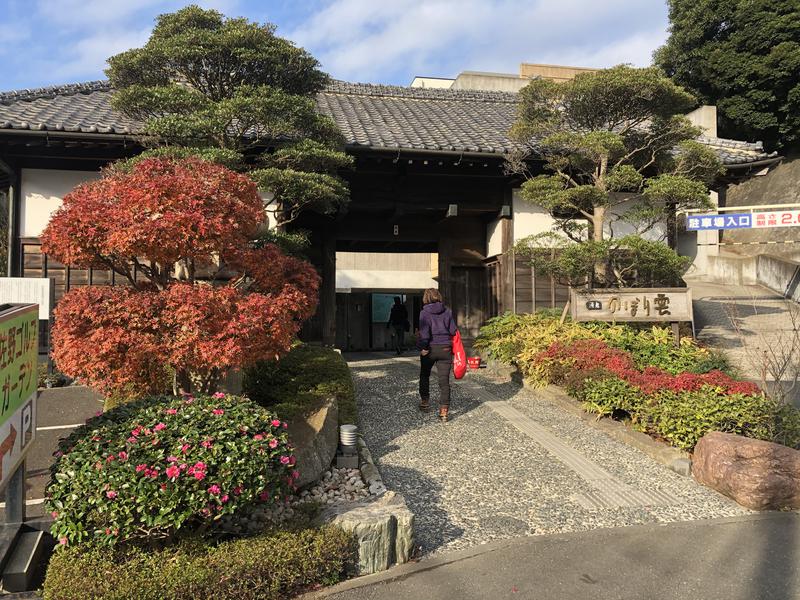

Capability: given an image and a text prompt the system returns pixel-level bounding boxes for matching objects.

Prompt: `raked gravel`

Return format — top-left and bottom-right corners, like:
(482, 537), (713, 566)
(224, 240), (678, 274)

(348, 353), (750, 556)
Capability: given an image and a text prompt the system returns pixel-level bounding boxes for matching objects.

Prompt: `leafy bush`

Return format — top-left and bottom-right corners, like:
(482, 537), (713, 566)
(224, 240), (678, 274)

(46, 394), (297, 547)
(562, 367), (612, 398)
(580, 376), (645, 419)
(641, 387), (779, 451)
(43, 525), (356, 600)
(243, 344), (356, 425)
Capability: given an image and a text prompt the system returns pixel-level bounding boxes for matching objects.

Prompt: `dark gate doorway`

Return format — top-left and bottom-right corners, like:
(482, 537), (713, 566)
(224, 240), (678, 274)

(450, 266), (488, 339)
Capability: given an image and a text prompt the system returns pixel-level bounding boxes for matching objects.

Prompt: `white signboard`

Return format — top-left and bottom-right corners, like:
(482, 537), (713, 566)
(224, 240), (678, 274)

(0, 278), (53, 320)
(571, 288), (694, 323)
(752, 210), (800, 229)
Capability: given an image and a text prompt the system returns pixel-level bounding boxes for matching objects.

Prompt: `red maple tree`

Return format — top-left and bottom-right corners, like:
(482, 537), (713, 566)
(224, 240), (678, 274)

(41, 157), (319, 400)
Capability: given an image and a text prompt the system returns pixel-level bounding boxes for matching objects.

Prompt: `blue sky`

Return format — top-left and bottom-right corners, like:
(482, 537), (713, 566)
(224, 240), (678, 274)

(0, 0), (670, 91)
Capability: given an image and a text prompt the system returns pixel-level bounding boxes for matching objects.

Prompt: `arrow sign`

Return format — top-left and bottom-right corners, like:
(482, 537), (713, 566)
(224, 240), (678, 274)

(0, 424), (17, 481)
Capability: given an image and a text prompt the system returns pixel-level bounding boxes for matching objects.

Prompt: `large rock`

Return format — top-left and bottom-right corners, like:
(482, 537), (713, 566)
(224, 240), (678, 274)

(319, 491), (415, 575)
(692, 431), (800, 510)
(287, 399), (338, 488)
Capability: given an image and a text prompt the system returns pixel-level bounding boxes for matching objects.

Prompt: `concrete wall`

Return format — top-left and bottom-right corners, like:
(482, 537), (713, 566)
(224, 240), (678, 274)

(720, 158), (800, 254)
(686, 106), (717, 138)
(519, 63), (596, 82)
(701, 252), (800, 303)
(451, 71), (528, 92)
(335, 252), (437, 291)
(512, 189), (559, 242)
(486, 218), (503, 257)
(21, 168), (100, 237)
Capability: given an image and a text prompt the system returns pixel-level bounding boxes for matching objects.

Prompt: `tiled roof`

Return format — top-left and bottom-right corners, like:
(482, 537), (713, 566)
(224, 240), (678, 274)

(0, 80), (780, 166)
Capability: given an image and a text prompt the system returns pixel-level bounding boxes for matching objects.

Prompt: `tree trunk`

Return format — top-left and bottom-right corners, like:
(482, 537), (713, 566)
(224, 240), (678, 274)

(592, 206), (609, 287)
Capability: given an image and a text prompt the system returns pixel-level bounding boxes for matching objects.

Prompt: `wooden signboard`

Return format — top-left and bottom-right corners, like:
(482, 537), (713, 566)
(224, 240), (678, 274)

(570, 288), (694, 327)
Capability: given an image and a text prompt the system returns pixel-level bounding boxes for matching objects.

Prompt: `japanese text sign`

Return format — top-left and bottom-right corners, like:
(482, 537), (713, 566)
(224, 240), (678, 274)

(0, 305), (37, 492)
(570, 288), (693, 324)
(751, 210), (800, 229)
(686, 214), (751, 231)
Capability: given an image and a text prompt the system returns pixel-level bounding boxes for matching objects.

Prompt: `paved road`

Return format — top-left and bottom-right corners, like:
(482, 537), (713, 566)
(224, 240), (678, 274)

(347, 353), (748, 556)
(318, 512), (800, 600)
(688, 279), (800, 406)
(0, 386), (101, 521)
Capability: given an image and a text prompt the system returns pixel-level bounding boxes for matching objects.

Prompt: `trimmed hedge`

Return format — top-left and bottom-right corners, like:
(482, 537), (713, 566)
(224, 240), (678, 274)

(43, 525), (357, 600)
(243, 344), (357, 425)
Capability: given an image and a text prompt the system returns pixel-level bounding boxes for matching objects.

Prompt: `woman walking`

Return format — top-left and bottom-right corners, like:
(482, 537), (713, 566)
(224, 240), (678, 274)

(416, 288), (457, 422)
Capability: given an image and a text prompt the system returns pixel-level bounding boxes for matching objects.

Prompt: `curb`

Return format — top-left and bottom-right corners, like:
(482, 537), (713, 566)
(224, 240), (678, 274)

(528, 383), (691, 474)
(357, 436), (387, 496)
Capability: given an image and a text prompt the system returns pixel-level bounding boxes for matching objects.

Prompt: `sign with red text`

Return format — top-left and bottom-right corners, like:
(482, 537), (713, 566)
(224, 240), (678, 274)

(751, 210), (800, 229)
(0, 305), (38, 492)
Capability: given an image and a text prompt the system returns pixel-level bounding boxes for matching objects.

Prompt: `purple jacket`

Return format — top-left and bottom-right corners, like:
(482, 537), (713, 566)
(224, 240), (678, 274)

(416, 302), (457, 350)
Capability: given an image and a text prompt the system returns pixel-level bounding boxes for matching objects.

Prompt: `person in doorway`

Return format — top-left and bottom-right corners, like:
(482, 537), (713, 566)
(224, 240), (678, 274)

(416, 288), (457, 422)
(386, 297), (409, 355)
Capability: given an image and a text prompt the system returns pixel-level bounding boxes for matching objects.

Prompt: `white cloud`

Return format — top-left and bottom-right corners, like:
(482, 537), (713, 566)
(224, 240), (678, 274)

(289, 0), (669, 83)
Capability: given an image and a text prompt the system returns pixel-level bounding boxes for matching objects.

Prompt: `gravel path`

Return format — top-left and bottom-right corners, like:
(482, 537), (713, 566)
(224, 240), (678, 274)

(348, 353), (750, 556)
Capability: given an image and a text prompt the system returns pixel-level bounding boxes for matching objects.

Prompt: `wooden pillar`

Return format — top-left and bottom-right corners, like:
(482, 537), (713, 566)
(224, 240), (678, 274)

(498, 188), (514, 313)
(438, 234), (452, 303)
(321, 228), (336, 346)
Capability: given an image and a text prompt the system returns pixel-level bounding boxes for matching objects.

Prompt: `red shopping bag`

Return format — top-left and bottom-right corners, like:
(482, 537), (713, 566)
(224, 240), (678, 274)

(452, 330), (467, 380)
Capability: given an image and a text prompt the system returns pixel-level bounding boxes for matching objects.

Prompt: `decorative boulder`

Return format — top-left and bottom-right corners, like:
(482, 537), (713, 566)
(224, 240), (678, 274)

(692, 431), (800, 510)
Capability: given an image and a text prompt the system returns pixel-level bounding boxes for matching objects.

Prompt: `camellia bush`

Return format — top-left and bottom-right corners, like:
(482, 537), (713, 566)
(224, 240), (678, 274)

(46, 393), (298, 547)
(40, 157), (320, 401)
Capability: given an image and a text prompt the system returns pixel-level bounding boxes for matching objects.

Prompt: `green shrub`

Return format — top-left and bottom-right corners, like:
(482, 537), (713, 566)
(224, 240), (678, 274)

(580, 376), (645, 418)
(562, 367), (612, 398)
(43, 525), (357, 600)
(474, 312), (540, 364)
(243, 344), (356, 425)
(46, 394), (297, 547)
(641, 387), (778, 451)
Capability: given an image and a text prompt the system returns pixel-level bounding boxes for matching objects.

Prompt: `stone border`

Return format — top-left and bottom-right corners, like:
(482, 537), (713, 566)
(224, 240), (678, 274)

(483, 360), (691, 476)
(357, 436), (387, 496)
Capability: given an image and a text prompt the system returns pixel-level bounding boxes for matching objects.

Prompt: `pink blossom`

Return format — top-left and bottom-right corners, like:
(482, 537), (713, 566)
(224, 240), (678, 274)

(54, 450), (63, 458)
(200, 508), (211, 517)
(220, 494), (229, 503)
(201, 440), (213, 449)
(271, 419), (281, 427)
(184, 397), (195, 405)
(51, 510), (59, 519)
(253, 434), (263, 441)
(95, 410), (103, 417)
(106, 490), (117, 499)
(135, 463), (148, 473)
(282, 422), (288, 429)
(165, 408), (178, 415)
(154, 422), (166, 431)
(166, 465), (180, 479)
(212, 409), (224, 416)
(179, 463), (188, 471)
(233, 486), (243, 495)
(268, 439), (279, 449)
(288, 455), (296, 466)
(291, 470), (300, 480)
(117, 451), (128, 461)
(212, 392), (226, 399)
(106, 454), (115, 463)
(131, 427), (141, 437)
(105, 528), (111, 535)
(167, 456), (178, 463)
(192, 471), (206, 481)
(181, 443), (191, 453)
(280, 456), (290, 465)
(208, 485), (221, 495)
(59, 537), (68, 546)
(127, 437), (137, 444)
(160, 483), (167, 491)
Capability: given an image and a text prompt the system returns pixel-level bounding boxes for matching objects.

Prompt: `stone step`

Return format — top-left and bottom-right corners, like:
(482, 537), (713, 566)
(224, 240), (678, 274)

(2, 530), (46, 593)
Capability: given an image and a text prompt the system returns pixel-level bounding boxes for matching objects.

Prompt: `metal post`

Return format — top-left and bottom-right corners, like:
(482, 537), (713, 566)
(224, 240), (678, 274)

(672, 322), (681, 349)
(5, 461), (25, 524)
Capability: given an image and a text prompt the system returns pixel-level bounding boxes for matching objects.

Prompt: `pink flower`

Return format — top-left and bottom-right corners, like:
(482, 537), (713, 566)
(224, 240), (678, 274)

(220, 494), (229, 503)
(192, 470), (206, 481)
(201, 440), (213, 449)
(288, 455), (296, 466)
(131, 428), (141, 437)
(280, 456), (290, 465)
(184, 397), (195, 405)
(105, 528), (111, 535)
(54, 450), (63, 458)
(179, 463), (188, 471)
(95, 410), (103, 417)
(268, 439), (278, 449)
(181, 443), (191, 454)
(212, 392), (226, 399)
(259, 490), (270, 501)
(51, 510), (59, 519)
(106, 454), (115, 463)
(154, 422), (166, 431)
(166, 465), (180, 479)
(233, 486), (243, 495)
(59, 537), (68, 546)
(200, 508), (211, 517)
(208, 485), (221, 495)
(117, 451), (128, 461)
(271, 419), (281, 427)
(127, 437), (137, 444)
(135, 464), (148, 473)
(106, 490), (117, 499)
(212, 409), (224, 416)
(167, 456), (178, 463)
(282, 422), (288, 429)
(291, 470), (300, 480)
(165, 408), (178, 415)
(253, 434), (263, 441)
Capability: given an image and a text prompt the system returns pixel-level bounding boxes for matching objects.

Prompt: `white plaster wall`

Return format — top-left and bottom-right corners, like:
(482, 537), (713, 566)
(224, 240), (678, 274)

(336, 270), (437, 291)
(21, 168), (100, 237)
(512, 188), (559, 242)
(605, 198), (666, 241)
(486, 218), (503, 257)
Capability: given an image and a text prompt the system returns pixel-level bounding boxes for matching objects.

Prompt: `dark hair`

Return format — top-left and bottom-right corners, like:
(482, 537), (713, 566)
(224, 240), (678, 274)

(423, 288), (443, 305)
(393, 296), (402, 304)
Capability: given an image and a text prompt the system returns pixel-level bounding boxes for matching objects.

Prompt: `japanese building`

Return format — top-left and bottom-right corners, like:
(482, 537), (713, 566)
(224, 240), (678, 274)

(0, 78), (781, 350)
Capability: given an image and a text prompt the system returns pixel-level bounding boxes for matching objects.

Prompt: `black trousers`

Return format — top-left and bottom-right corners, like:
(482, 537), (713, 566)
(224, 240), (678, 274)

(392, 325), (406, 352)
(419, 344), (452, 406)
